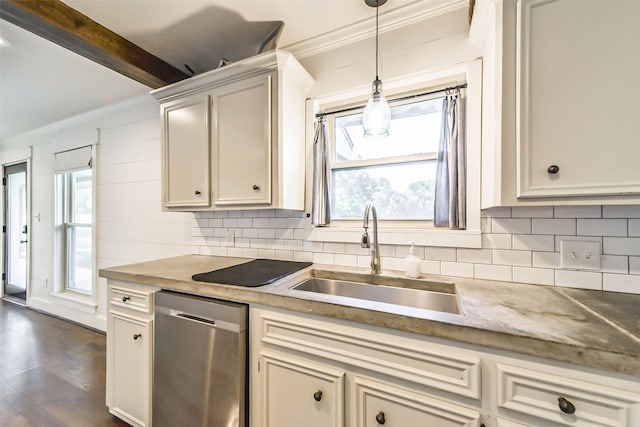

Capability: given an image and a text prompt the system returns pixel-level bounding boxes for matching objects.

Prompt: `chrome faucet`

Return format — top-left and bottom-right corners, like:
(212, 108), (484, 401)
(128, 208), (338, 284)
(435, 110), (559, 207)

(361, 202), (381, 274)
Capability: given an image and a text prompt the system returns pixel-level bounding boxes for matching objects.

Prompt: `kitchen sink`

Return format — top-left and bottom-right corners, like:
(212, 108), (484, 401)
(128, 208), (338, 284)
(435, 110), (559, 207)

(291, 277), (463, 315)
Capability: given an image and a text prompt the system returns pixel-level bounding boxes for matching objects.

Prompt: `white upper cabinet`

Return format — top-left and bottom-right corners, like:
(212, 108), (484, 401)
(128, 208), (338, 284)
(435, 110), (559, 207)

(151, 50), (314, 211)
(477, 0), (640, 207)
(161, 94), (210, 208)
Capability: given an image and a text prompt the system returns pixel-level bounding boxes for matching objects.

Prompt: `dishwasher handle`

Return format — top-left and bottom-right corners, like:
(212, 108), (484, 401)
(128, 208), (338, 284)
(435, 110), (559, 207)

(157, 306), (242, 333)
(176, 312), (216, 326)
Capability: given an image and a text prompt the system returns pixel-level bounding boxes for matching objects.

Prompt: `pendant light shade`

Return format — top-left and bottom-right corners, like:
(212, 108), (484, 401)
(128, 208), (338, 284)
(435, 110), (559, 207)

(362, 0), (390, 139)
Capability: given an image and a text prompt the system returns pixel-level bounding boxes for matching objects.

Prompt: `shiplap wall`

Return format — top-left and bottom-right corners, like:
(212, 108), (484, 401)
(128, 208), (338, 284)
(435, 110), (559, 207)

(192, 205), (640, 294)
(2, 96), (192, 329)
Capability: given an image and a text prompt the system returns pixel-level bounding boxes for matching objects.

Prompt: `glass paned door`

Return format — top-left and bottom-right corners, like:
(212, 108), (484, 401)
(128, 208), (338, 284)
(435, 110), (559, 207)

(4, 162), (28, 303)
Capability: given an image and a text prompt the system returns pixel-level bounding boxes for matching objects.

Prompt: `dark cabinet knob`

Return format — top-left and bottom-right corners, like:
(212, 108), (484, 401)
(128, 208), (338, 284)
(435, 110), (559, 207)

(375, 411), (386, 425)
(252, 185), (260, 191)
(558, 397), (575, 414)
(133, 334), (142, 340)
(122, 296), (130, 302)
(547, 164), (560, 174)
(313, 390), (322, 402)
(195, 190), (201, 195)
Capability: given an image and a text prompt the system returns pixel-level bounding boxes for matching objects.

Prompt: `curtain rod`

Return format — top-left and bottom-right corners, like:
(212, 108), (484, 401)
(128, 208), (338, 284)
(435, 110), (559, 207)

(315, 83), (467, 119)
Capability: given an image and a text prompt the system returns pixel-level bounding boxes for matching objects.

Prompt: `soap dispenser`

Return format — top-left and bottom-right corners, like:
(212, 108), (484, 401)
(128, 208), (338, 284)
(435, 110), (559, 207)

(405, 241), (421, 278)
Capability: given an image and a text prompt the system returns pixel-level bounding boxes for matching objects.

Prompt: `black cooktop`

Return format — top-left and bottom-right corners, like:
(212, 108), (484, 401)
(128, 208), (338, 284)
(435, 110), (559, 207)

(191, 259), (312, 287)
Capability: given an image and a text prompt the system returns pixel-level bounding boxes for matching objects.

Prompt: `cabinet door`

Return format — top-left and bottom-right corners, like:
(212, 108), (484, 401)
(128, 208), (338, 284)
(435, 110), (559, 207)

(517, 0), (640, 198)
(211, 74), (272, 206)
(108, 311), (152, 427)
(260, 351), (345, 427)
(354, 376), (480, 427)
(162, 94), (210, 207)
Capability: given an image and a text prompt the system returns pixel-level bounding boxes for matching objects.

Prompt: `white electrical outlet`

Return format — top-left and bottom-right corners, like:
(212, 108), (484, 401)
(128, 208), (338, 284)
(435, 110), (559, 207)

(225, 230), (235, 246)
(561, 240), (601, 271)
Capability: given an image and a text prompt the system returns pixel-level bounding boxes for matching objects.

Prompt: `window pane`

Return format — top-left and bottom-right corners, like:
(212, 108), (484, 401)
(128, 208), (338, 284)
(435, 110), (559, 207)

(334, 97), (443, 162)
(331, 161), (436, 220)
(67, 225), (92, 294)
(72, 169), (92, 224)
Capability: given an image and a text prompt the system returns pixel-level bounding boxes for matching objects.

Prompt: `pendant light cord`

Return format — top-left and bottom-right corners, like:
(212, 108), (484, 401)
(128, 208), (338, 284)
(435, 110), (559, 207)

(375, 1), (379, 80)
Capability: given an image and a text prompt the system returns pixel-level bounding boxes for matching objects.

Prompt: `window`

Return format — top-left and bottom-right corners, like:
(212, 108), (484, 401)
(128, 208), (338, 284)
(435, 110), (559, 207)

(58, 169), (93, 294)
(330, 95), (444, 221)
(54, 145), (93, 296)
(308, 61), (482, 248)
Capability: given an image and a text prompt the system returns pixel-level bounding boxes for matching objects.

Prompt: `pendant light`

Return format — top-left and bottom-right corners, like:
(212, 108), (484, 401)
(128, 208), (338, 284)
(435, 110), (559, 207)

(362, 0), (391, 139)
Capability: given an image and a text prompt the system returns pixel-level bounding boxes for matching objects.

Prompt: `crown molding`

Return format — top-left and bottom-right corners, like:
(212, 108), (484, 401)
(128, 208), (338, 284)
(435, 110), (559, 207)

(282, 0), (468, 59)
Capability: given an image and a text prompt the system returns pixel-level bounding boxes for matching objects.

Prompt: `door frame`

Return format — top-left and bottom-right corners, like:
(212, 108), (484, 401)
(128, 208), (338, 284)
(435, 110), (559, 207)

(0, 147), (32, 304)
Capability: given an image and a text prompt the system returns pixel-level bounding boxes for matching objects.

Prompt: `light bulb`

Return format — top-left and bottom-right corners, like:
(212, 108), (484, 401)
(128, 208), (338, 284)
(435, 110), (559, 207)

(362, 79), (391, 139)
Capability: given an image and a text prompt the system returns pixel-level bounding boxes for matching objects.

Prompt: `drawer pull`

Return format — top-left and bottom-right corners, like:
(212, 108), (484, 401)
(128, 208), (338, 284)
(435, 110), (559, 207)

(375, 411), (386, 425)
(122, 296), (130, 302)
(558, 397), (576, 414)
(547, 164), (560, 174)
(133, 334), (142, 340)
(252, 184), (260, 191)
(313, 390), (322, 402)
(195, 190), (201, 195)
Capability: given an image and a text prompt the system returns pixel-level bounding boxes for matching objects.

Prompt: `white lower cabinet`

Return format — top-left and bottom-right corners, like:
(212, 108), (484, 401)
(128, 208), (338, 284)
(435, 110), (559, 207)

(260, 350), (345, 427)
(250, 305), (640, 427)
(250, 306), (483, 427)
(106, 281), (158, 427)
(354, 376), (480, 427)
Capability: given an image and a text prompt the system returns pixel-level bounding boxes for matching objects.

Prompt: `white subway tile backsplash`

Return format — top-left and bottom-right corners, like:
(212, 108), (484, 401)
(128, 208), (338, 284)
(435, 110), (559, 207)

(474, 264), (512, 281)
(457, 248), (492, 264)
(314, 252), (335, 265)
(603, 274), (640, 294)
(512, 234), (555, 252)
(492, 250), (531, 267)
(425, 247), (457, 261)
(603, 237), (640, 256)
(492, 218), (531, 234)
(553, 206), (601, 218)
(577, 219), (627, 237)
(481, 234), (512, 249)
(193, 204), (640, 293)
(258, 229), (276, 239)
(532, 219), (575, 235)
(482, 207), (511, 217)
(511, 206), (554, 218)
(441, 261), (474, 278)
(555, 270), (602, 290)
(603, 205), (640, 218)
(420, 260), (441, 274)
(600, 255), (628, 274)
(481, 217), (492, 233)
(513, 267), (555, 286)
(334, 254), (358, 267)
(324, 242), (346, 254)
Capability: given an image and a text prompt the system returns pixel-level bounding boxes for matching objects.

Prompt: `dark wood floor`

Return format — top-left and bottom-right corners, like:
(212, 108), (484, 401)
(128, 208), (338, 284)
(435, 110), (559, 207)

(0, 299), (129, 426)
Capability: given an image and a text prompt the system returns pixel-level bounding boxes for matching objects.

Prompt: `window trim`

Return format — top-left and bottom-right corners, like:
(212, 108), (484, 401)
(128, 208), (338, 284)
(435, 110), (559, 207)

(306, 60), (482, 248)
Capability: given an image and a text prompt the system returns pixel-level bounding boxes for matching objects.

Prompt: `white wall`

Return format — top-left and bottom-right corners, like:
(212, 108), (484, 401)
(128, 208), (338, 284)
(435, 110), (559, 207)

(1, 95), (192, 330)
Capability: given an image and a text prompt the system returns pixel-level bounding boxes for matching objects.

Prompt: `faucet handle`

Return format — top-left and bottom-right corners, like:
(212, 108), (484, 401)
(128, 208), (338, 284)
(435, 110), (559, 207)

(361, 231), (370, 248)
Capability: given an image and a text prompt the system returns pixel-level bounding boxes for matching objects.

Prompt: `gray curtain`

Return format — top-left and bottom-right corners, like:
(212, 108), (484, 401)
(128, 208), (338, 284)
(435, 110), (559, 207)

(434, 89), (466, 229)
(311, 117), (331, 226)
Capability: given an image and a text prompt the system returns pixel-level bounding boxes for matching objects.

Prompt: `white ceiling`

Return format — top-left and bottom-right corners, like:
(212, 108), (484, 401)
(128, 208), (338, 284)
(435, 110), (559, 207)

(0, 0), (464, 141)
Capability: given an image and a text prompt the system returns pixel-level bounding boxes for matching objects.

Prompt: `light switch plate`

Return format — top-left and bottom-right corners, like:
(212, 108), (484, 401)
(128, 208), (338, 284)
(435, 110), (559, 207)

(561, 240), (601, 271)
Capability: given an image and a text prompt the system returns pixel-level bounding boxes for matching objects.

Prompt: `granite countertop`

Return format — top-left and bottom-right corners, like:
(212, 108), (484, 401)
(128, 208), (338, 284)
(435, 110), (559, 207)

(99, 254), (640, 376)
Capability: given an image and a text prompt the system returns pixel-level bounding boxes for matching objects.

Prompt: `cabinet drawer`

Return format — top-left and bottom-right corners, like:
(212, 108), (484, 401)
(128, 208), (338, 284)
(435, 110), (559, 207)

(110, 285), (154, 314)
(354, 376), (480, 427)
(258, 310), (481, 399)
(497, 363), (640, 427)
(260, 350), (345, 427)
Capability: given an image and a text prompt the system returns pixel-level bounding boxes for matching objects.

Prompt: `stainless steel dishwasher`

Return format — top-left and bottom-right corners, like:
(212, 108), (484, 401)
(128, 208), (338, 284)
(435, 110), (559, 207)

(153, 291), (248, 427)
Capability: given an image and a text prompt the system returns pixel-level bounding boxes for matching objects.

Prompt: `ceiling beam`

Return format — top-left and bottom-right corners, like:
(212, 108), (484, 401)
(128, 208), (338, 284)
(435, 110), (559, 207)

(0, 0), (189, 88)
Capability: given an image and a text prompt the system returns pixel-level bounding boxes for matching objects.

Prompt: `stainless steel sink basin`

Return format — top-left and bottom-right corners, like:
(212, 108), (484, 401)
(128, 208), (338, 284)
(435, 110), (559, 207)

(291, 277), (462, 315)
